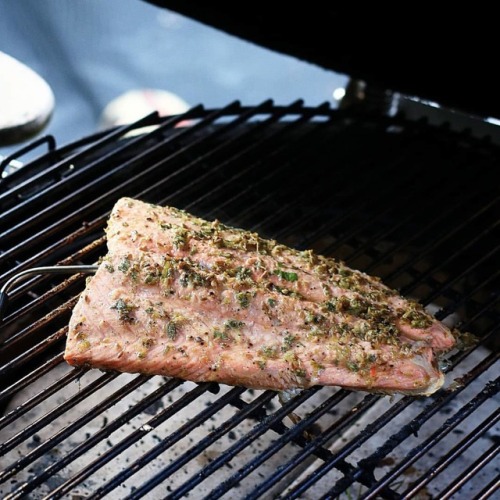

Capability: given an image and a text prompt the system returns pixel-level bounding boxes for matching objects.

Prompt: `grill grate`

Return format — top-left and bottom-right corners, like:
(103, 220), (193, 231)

(0, 101), (499, 499)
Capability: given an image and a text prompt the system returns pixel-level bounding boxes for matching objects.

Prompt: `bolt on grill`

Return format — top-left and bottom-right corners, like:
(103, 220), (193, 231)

(0, 101), (499, 499)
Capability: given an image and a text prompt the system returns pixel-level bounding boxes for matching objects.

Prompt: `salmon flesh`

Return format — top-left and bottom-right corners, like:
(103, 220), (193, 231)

(65, 198), (456, 395)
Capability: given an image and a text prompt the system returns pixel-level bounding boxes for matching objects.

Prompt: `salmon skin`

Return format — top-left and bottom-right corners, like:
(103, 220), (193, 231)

(65, 198), (456, 395)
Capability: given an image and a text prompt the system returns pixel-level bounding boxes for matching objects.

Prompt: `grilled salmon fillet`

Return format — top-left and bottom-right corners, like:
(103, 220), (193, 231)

(65, 198), (456, 395)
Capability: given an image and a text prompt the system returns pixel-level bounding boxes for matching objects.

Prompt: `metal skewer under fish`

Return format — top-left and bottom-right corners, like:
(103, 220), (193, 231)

(0, 265), (98, 322)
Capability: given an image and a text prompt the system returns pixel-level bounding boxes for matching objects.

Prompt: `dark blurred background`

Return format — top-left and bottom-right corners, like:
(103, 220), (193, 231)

(0, 0), (347, 158)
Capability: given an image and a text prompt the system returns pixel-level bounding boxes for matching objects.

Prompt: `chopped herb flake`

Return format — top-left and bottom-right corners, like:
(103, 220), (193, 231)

(118, 258), (131, 273)
(173, 229), (188, 249)
(166, 321), (177, 340)
(104, 263), (115, 273)
(236, 291), (252, 309)
(213, 329), (229, 340)
(225, 319), (245, 329)
(260, 346), (279, 358)
(267, 298), (277, 308)
(274, 269), (298, 282)
(110, 299), (135, 323)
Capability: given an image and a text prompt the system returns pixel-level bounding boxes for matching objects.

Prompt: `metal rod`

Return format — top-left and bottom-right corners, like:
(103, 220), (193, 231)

(133, 99), (309, 206)
(122, 390), (277, 499)
(406, 420), (500, 500)
(0, 265), (98, 322)
(0, 371), (120, 471)
(0, 359), (82, 428)
(0, 103), (235, 265)
(168, 389), (316, 500)
(0, 111), (159, 207)
(0, 135), (56, 177)
(223, 391), (372, 500)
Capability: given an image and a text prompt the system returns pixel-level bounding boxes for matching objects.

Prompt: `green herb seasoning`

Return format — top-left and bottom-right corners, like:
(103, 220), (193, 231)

(236, 291), (252, 309)
(304, 312), (324, 325)
(162, 260), (174, 281)
(270, 284), (302, 299)
(118, 257), (131, 273)
(179, 268), (206, 288)
(166, 321), (177, 340)
(323, 301), (336, 313)
(213, 329), (229, 341)
(110, 299), (135, 323)
(346, 361), (360, 372)
(267, 298), (277, 308)
(401, 308), (433, 329)
(274, 268), (298, 282)
(104, 263), (115, 273)
(173, 229), (188, 250)
(235, 266), (252, 281)
(282, 333), (295, 352)
(225, 319), (245, 329)
(260, 345), (279, 359)
(144, 272), (160, 285)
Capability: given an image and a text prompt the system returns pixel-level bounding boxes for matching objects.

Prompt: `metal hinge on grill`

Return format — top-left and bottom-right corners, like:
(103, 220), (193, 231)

(0, 265), (98, 322)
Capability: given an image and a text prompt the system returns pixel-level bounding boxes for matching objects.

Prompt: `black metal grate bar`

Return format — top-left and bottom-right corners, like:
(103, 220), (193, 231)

(0, 103), (227, 260)
(337, 161), (497, 270)
(165, 388), (318, 500)
(0, 110), (191, 222)
(133, 101), (327, 209)
(12, 377), (184, 500)
(121, 389), (278, 500)
(3, 284), (80, 345)
(362, 378), (500, 499)
(0, 353), (64, 407)
(0, 327), (67, 378)
(284, 348), (499, 500)
(319, 352), (499, 500)
(268, 133), (465, 250)
(224, 392), (379, 500)
(470, 468), (500, 500)
(0, 370), (118, 455)
(0, 112), (159, 203)
(0, 135), (56, 178)
(206, 122), (412, 240)
(94, 387), (282, 500)
(52, 385), (247, 500)
(401, 409), (500, 499)
(399, 224), (500, 297)
(0, 363), (82, 429)
(0, 220), (105, 295)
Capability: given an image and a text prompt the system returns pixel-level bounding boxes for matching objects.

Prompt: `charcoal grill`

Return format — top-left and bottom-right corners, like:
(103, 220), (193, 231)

(1, 99), (499, 499)
(1, 1), (500, 497)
